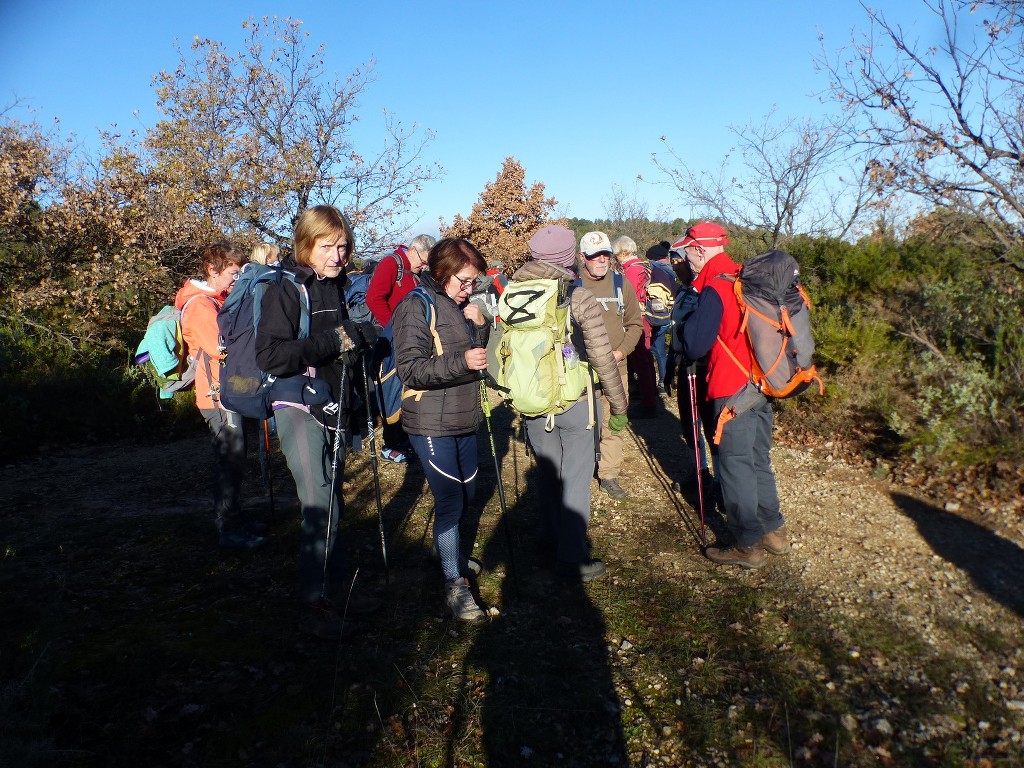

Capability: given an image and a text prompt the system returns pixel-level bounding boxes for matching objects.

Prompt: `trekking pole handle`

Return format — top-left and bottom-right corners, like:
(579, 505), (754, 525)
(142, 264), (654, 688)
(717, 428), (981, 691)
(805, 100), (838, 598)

(469, 324), (486, 380)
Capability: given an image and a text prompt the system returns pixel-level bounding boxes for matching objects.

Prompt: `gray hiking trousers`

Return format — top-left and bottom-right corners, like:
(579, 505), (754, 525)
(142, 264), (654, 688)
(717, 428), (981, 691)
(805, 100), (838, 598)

(525, 397), (599, 564)
(201, 408), (246, 533)
(713, 397), (784, 547)
(275, 406), (346, 604)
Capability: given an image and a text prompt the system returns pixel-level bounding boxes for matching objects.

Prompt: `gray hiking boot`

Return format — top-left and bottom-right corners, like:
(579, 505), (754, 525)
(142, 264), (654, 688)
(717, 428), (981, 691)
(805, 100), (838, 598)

(219, 529), (267, 550)
(761, 525), (792, 555)
(705, 544), (767, 569)
(445, 577), (485, 622)
(557, 559), (608, 581)
(599, 478), (627, 500)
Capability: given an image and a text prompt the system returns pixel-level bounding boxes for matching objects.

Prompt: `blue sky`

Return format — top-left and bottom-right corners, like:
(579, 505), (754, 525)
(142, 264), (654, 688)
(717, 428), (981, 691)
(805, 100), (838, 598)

(0, 0), (932, 236)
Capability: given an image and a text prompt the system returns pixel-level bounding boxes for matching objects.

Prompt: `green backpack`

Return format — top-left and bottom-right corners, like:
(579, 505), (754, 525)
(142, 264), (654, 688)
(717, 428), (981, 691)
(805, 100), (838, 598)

(497, 278), (592, 419)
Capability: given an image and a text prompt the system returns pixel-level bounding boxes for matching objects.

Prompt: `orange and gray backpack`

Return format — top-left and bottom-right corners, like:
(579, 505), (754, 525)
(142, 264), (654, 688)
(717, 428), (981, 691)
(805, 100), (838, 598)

(716, 250), (824, 399)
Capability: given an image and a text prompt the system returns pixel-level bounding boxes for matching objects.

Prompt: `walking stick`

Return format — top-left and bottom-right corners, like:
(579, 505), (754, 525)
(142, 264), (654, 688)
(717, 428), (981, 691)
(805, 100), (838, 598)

(687, 361), (707, 546)
(362, 358), (390, 584)
(258, 418), (276, 521)
(321, 365), (347, 600)
(480, 378), (520, 599)
(471, 324), (520, 599)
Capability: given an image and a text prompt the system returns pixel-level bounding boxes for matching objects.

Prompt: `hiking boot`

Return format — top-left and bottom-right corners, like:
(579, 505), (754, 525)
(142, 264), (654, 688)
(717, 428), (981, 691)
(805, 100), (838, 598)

(557, 559), (608, 581)
(445, 578), (485, 622)
(380, 447), (408, 464)
(656, 383), (667, 395)
(219, 529), (268, 550)
(298, 599), (358, 640)
(599, 478), (627, 500)
(705, 544), (767, 569)
(761, 525), (792, 555)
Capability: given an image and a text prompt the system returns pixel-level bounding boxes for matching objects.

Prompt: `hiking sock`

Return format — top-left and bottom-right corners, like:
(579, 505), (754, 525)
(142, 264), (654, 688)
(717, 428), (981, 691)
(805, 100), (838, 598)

(435, 526), (461, 581)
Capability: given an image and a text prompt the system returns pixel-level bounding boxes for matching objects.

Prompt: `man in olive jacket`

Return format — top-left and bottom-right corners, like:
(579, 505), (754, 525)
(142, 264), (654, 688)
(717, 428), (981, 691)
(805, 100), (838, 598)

(577, 231), (644, 500)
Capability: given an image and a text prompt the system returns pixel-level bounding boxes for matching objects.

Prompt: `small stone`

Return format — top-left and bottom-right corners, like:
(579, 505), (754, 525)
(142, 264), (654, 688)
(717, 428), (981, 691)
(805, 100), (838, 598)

(620, 639), (634, 651)
(944, 501), (962, 512)
(1007, 700), (1024, 712)
(662, 726), (672, 737)
(840, 714), (858, 732)
(872, 718), (894, 737)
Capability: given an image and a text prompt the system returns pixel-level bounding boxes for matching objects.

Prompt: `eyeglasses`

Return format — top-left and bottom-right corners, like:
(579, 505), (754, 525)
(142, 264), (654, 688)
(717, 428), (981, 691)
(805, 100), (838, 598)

(452, 274), (481, 289)
(583, 252), (611, 261)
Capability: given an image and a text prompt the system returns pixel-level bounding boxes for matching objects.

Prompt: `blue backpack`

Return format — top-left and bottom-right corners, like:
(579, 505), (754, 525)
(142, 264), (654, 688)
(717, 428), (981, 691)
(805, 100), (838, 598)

(374, 286), (439, 425)
(217, 263), (330, 419)
(134, 295), (215, 400)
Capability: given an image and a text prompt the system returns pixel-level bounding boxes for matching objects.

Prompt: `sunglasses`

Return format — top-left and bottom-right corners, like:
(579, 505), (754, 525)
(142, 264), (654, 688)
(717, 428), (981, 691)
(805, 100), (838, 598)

(583, 252), (611, 261)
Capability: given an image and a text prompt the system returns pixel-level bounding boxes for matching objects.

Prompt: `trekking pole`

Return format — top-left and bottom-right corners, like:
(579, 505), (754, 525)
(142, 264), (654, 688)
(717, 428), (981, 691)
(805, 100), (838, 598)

(258, 418), (276, 521)
(687, 362), (707, 546)
(321, 364), (347, 600)
(480, 377), (520, 600)
(362, 357), (390, 584)
(471, 325), (520, 599)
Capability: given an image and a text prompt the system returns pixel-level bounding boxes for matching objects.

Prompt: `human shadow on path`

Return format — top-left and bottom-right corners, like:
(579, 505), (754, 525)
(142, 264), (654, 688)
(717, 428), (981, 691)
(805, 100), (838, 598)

(891, 491), (1024, 618)
(456, 409), (628, 766)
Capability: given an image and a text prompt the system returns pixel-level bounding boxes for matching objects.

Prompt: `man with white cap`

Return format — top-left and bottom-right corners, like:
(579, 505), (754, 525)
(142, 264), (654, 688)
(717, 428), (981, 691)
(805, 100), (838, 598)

(576, 231), (643, 500)
(676, 221), (789, 569)
(507, 224), (629, 580)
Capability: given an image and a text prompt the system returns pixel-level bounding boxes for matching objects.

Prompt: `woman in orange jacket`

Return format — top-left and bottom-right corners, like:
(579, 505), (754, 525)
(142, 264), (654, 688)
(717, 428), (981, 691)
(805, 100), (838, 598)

(175, 242), (266, 550)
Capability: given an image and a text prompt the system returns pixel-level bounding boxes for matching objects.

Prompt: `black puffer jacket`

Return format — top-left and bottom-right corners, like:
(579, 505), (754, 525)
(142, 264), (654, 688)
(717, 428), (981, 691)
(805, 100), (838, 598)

(392, 273), (490, 437)
(255, 264), (353, 431)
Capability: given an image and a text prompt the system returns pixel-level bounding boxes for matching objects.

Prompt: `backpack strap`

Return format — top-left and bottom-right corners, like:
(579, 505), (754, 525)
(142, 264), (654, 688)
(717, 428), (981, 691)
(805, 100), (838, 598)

(409, 287), (442, 356)
(572, 274), (625, 317)
(391, 250), (406, 285)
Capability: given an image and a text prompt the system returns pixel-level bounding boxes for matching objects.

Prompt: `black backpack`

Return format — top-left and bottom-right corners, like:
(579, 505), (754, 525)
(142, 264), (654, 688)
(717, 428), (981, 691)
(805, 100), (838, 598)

(343, 250), (407, 326)
(217, 263), (330, 419)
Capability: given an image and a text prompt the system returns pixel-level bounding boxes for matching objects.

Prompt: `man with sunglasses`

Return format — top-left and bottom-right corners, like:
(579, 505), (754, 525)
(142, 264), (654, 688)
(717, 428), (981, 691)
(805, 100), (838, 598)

(676, 221), (788, 569)
(577, 231), (643, 500)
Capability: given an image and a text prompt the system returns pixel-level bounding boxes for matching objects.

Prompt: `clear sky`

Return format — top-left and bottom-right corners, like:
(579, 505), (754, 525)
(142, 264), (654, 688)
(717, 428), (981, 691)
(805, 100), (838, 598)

(0, 0), (932, 237)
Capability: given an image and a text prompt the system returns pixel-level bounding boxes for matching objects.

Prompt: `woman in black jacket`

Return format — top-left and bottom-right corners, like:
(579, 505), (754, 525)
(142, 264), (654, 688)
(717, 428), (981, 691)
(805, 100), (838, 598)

(392, 238), (489, 621)
(255, 204), (376, 639)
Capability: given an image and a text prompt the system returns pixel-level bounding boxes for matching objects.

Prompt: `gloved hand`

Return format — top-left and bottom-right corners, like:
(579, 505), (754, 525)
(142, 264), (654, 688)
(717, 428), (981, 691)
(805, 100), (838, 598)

(608, 414), (628, 434)
(336, 321), (366, 367)
(356, 322), (379, 349)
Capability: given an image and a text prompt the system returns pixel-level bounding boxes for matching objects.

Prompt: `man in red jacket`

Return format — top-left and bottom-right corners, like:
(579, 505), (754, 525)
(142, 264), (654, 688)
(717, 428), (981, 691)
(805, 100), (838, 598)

(678, 221), (789, 569)
(366, 234), (434, 327)
(365, 234), (435, 463)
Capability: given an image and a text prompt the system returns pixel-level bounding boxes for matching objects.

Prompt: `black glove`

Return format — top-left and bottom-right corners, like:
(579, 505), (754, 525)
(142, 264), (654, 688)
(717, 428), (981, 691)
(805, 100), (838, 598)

(356, 322), (379, 349)
(336, 321), (365, 367)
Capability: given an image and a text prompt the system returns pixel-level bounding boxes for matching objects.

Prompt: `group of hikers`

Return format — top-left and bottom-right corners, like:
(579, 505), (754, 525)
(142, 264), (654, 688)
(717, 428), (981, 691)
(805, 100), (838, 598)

(169, 205), (791, 638)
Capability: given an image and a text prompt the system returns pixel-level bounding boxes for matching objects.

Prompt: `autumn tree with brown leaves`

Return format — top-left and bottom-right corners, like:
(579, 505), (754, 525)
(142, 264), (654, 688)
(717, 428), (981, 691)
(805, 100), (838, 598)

(442, 157), (562, 274)
(1, 17), (443, 354)
(148, 16), (441, 254)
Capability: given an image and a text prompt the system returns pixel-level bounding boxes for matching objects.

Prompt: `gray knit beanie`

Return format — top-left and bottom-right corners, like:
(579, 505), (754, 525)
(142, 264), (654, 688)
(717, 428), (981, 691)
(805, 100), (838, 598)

(528, 225), (577, 268)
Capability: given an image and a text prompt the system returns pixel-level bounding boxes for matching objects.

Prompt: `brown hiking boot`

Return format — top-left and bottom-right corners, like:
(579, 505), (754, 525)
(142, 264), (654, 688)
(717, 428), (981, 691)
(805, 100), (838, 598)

(705, 544), (767, 569)
(762, 525), (792, 555)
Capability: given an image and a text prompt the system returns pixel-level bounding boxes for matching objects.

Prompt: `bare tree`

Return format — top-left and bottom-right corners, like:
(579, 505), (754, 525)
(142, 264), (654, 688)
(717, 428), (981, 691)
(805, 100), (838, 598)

(599, 185), (675, 250)
(652, 109), (876, 249)
(822, 0), (1024, 272)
